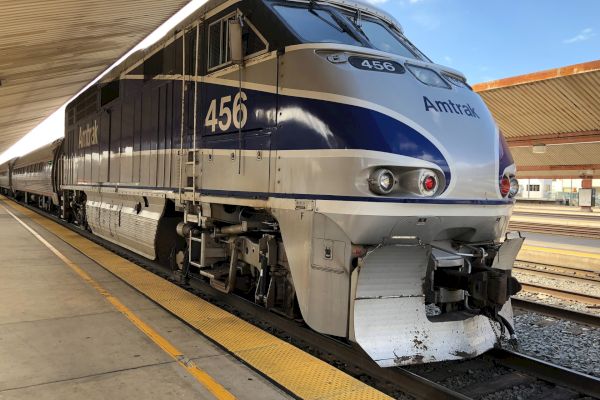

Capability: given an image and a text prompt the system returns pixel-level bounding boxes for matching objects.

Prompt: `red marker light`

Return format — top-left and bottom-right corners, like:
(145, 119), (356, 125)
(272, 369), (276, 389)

(423, 175), (437, 192)
(500, 176), (510, 197)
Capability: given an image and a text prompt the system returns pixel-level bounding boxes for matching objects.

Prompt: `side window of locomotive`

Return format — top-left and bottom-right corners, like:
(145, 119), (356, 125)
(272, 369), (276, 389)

(208, 17), (231, 70)
(208, 14), (267, 71)
(273, 5), (363, 46)
(242, 21), (267, 57)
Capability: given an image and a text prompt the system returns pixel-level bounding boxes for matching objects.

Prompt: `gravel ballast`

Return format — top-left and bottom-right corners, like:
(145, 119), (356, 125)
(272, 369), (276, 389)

(511, 310), (600, 377)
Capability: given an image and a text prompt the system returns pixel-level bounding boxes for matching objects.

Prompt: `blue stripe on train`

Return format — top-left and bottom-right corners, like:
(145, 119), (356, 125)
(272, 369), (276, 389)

(498, 133), (514, 178)
(126, 79), (453, 188)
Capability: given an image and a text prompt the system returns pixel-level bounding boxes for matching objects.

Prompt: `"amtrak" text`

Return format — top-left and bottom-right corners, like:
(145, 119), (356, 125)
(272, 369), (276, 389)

(423, 96), (479, 119)
(78, 120), (98, 149)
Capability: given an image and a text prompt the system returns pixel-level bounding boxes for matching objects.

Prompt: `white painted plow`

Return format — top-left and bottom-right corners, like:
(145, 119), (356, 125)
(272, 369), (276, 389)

(352, 245), (515, 367)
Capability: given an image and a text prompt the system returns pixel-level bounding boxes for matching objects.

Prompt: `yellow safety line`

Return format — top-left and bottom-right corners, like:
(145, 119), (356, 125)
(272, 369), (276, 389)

(521, 245), (600, 260)
(1, 197), (392, 400)
(0, 203), (235, 400)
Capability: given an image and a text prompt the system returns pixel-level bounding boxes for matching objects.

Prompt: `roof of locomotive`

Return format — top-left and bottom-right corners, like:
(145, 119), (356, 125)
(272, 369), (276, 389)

(99, 0), (401, 84)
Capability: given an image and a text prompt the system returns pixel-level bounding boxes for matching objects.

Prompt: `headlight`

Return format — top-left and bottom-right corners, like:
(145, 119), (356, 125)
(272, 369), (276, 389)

(419, 171), (438, 196)
(509, 177), (519, 198)
(406, 64), (451, 89)
(397, 168), (443, 197)
(369, 168), (396, 195)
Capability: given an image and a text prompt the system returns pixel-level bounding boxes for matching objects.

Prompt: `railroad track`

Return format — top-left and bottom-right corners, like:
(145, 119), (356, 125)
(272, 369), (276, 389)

(508, 221), (600, 239)
(519, 282), (600, 306)
(513, 262), (600, 306)
(11, 198), (600, 400)
(407, 348), (600, 399)
(514, 261), (600, 282)
(512, 298), (600, 328)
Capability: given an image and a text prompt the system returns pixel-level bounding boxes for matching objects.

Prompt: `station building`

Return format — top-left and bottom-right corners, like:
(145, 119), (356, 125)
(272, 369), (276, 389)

(474, 60), (600, 207)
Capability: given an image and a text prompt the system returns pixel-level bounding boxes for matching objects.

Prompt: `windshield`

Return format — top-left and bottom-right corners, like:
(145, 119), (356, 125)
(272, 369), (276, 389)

(273, 4), (427, 61)
(273, 5), (363, 46)
(356, 19), (423, 60)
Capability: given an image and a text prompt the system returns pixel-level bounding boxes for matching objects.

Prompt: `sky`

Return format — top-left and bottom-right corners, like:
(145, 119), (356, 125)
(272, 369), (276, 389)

(370, 0), (600, 83)
(1, 0), (599, 163)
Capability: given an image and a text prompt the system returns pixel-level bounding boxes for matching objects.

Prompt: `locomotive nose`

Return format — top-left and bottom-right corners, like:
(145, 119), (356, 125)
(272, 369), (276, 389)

(412, 88), (505, 199)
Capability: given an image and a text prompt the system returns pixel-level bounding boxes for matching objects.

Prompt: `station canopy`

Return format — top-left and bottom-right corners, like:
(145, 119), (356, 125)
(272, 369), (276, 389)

(0, 0), (190, 155)
(473, 60), (600, 179)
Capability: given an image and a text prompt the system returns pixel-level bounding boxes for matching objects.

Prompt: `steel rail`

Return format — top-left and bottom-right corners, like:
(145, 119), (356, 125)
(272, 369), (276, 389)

(520, 283), (600, 305)
(515, 265), (600, 285)
(514, 262), (600, 282)
(488, 348), (600, 399)
(512, 297), (600, 327)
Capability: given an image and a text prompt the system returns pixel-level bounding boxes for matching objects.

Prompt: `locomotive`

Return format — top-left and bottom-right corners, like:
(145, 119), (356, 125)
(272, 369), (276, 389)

(1, 0), (524, 367)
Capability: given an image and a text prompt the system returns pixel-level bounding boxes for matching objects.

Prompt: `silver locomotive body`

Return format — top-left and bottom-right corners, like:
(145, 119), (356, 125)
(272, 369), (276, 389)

(262, 43), (522, 364)
(6, 0), (523, 366)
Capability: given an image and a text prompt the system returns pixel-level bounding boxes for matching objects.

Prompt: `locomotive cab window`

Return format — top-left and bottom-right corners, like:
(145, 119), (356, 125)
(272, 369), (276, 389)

(208, 13), (268, 71)
(352, 18), (423, 60)
(273, 4), (363, 46)
(243, 19), (268, 57)
(273, 3), (429, 61)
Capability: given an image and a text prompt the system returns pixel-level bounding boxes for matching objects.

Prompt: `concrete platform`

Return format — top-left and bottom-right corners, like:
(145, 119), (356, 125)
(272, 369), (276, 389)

(517, 231), (600, 271)
(0, 204), (292, 400)
(521, 232), (600, 255)
(515, 203), (600, 215)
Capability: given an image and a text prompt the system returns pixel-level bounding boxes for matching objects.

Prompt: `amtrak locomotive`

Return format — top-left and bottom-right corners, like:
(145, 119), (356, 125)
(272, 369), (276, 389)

(1, 0), (524, 366)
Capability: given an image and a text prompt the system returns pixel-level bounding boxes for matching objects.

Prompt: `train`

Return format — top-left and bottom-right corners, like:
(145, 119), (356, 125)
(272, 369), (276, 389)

(0, 0), (524, 367)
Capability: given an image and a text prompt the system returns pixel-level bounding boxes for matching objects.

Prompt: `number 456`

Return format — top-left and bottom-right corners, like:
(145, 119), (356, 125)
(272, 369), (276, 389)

(205, 92), (248, 133)
(361, 59), (396, 72)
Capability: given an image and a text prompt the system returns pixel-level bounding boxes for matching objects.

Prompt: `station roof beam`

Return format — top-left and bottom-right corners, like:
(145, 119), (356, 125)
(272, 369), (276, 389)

(473, 60), (600, 179)
(0, 0), (190, 154)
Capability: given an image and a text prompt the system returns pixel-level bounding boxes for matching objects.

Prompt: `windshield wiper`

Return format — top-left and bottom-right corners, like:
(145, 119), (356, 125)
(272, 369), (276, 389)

(328, 9), (365, 43)
(308, 8), (344, 32)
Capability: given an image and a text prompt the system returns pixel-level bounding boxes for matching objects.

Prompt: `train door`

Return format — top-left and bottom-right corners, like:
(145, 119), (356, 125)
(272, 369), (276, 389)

(199, 10), (276, 197)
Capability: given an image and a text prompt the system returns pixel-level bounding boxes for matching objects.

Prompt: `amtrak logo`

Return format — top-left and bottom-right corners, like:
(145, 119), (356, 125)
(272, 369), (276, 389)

(423, 96), (479, 119)
(78, 120), (98, 149)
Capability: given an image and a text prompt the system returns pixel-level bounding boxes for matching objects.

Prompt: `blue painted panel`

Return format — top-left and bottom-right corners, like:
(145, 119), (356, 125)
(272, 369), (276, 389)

(275, 95), (451, 186)
(498, 133), (514, 177)
(122, 78), (451, 184)
(201, 82), (277, 137)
